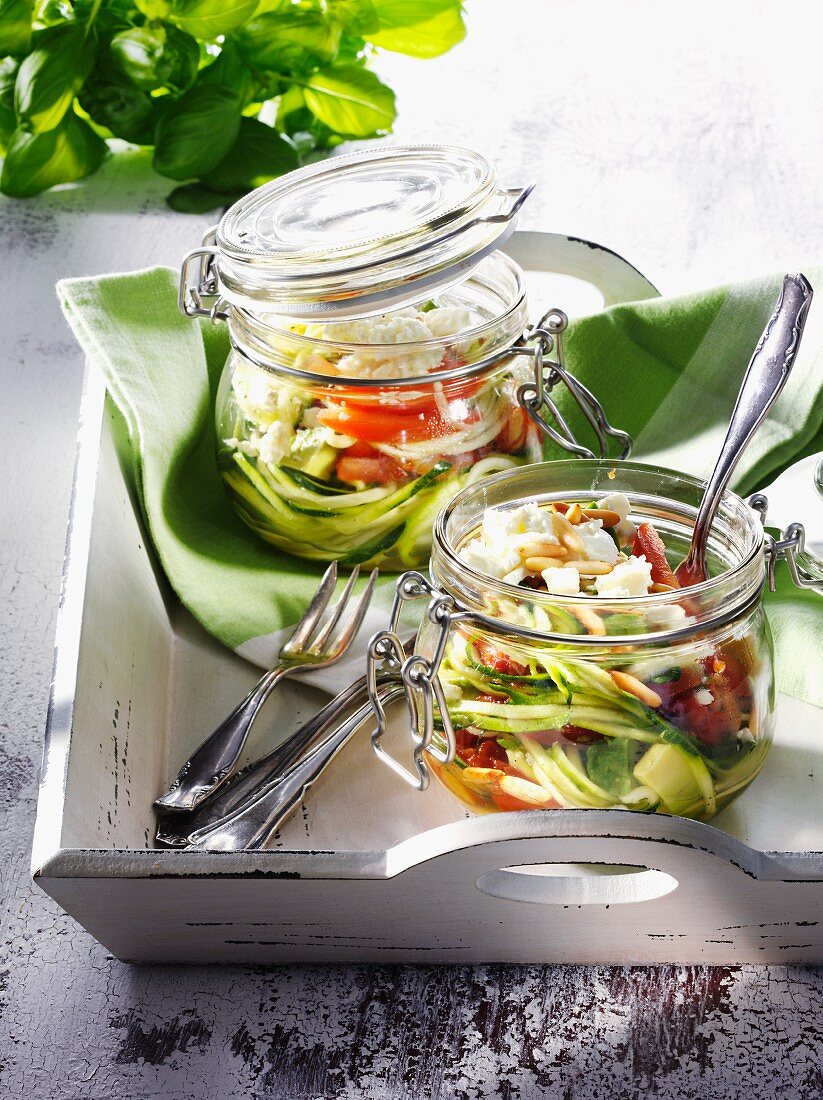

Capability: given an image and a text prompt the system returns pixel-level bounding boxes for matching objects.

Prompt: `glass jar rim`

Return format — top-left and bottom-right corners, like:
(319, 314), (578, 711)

(226, 251), (530, 388)
(430, 459), (766, 641)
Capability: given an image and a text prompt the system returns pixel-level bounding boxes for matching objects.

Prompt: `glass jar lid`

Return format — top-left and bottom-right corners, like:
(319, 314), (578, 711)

(213, 144), (533, 319)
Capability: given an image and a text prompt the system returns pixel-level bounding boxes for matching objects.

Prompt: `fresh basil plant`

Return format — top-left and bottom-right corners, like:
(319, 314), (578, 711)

(0, 0), (465, 209)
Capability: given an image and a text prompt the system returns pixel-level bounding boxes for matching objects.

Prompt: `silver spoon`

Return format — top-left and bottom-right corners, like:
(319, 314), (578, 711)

(676, 273), (813, 587)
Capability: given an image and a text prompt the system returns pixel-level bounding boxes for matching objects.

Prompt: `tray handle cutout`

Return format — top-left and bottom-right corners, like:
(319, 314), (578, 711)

(475, 863), (678, 906)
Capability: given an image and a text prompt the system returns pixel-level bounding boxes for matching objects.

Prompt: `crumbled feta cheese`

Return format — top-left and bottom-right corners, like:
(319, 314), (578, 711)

(542, 566), (580, 595)
(299, 305), (483, 380)
(737, 727), (755, 744)
(336, 348), (443, 380)
(483, 503), (558, 544)
(597, 491), (630, 521)
(502, 566), (528, 586)
(223, 436), (258, 456)
(459, 537), (521, 580)
(257, 420), (293, 467)
(233, 363), (305, 425)
(694, 687), (714, 706)
(576, 519), (619, 564)
(441, 679), (463, 705)
(597, 490), (636, 544)
(317, 312), (428, 345)
(593, 555), (654, 597)
(422, 307), (477, 338)
(644, 603), (691, 630)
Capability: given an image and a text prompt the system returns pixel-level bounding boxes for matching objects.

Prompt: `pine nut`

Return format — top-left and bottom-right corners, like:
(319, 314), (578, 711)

(461, 767), (506, 793)
(610, 670), (662, 708)
(497, 774), (555, 806)
(650, 582), (677, 593)
(572, 606), (607, 636)
(565, 502), (584, 525)
(551, 511), (585, 554)
(582, 508), (621, 527)
(563, 560), (614, 575)
(519, 543), (566, 560)
(524, 555), (566, 571)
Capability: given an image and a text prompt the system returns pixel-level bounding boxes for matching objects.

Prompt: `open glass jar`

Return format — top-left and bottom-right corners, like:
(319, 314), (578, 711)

(214, 252), (543, 567)
(366, 460), (821, 822)
(180, 145), (630, 569)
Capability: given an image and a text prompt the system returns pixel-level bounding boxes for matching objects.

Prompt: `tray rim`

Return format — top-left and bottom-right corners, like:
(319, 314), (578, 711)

(33, 231), (823, 888)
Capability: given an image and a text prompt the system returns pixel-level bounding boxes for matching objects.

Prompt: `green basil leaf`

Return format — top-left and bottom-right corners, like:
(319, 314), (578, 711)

(234, 4), (341, 74)
(109, 24), (200, 93)
(14, 22), (96, 133)
(0, 58), (18, 154)
(72, 0), (133, 39)
(367, 0), (465, 58)
(0, 0), (33, 55)
(275, 83), (313, 135)
(166, 181), (236, 212)
(327, 0), (379, 35)
(78, 71), (157, 145)
(168, 0), (260, 40)
(335, 31), (368, 63)
(135, 0), (171, 18)
(33, 0), (72, 25)
(302, 64), (394, 137)
(208, 116), (298, 192)
(0, 110), (108, 196)
(197, 39), (254, 102)
(152, 83), (241, 180)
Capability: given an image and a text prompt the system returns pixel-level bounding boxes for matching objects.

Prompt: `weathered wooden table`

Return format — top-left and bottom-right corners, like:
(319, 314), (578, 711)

(2, 1), (821, 1095)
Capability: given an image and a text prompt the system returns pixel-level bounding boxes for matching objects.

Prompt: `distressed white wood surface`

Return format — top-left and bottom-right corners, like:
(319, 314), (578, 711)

(3, 0), (823, 1094)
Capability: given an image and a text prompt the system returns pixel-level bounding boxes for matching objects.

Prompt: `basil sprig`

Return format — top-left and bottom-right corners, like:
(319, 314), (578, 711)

(0, 0), (465, 207)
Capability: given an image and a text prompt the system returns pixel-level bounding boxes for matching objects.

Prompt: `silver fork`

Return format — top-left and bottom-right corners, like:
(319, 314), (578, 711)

(185, 682), (406, 851)
(154, 563), (378, 813)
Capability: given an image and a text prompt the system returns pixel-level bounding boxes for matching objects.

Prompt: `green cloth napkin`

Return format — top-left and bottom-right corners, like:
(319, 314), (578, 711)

(58, 265), (823, 706)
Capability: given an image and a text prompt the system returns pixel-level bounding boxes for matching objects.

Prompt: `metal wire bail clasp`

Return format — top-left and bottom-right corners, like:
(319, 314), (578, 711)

(366, 572), (458, 791)
(518, 308), (633, 460)
(178, 226), (229, 322)
(749, 493), (823, 592)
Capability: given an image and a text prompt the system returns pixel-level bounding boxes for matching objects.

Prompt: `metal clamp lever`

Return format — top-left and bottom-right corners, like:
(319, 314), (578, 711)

(366, 572), (458, 790)
(178, 226), (228, 322)
(749, 493), (823, 592)
(518, 309), (633, 460)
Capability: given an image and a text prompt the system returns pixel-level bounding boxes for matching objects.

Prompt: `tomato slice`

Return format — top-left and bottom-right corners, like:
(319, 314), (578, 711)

(560, 724), (605, 744)
(469, 739), (510, 768)
(455, 728), (481, 764)
(311, 353), (482, 416)
(474, 639), (529, 677)
(665, 684), (743, 747)
(340, 439), (377, 458)
(632, 522), (681, 587)
(335, 453), (408, 485)
(319, 404), (465, 443)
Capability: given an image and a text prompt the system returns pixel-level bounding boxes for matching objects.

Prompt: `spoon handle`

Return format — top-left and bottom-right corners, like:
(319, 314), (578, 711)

(678, 273), (813, 585)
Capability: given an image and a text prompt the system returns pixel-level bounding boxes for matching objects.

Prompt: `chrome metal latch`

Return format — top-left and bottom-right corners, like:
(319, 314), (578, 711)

(178, 226), (229, 322)
(749, 493), (823, 592)
(518, 308), (633, 460)
(366, 572), (459, 790)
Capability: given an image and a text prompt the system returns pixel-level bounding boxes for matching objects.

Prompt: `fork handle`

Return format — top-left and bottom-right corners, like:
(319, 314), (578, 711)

(154, 663), (288, 813)
(156, 671), (379, 846)
(187, 686), (406, 851)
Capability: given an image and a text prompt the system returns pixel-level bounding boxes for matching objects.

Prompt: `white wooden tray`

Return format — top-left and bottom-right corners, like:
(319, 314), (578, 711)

(32, 234), (823, 964)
